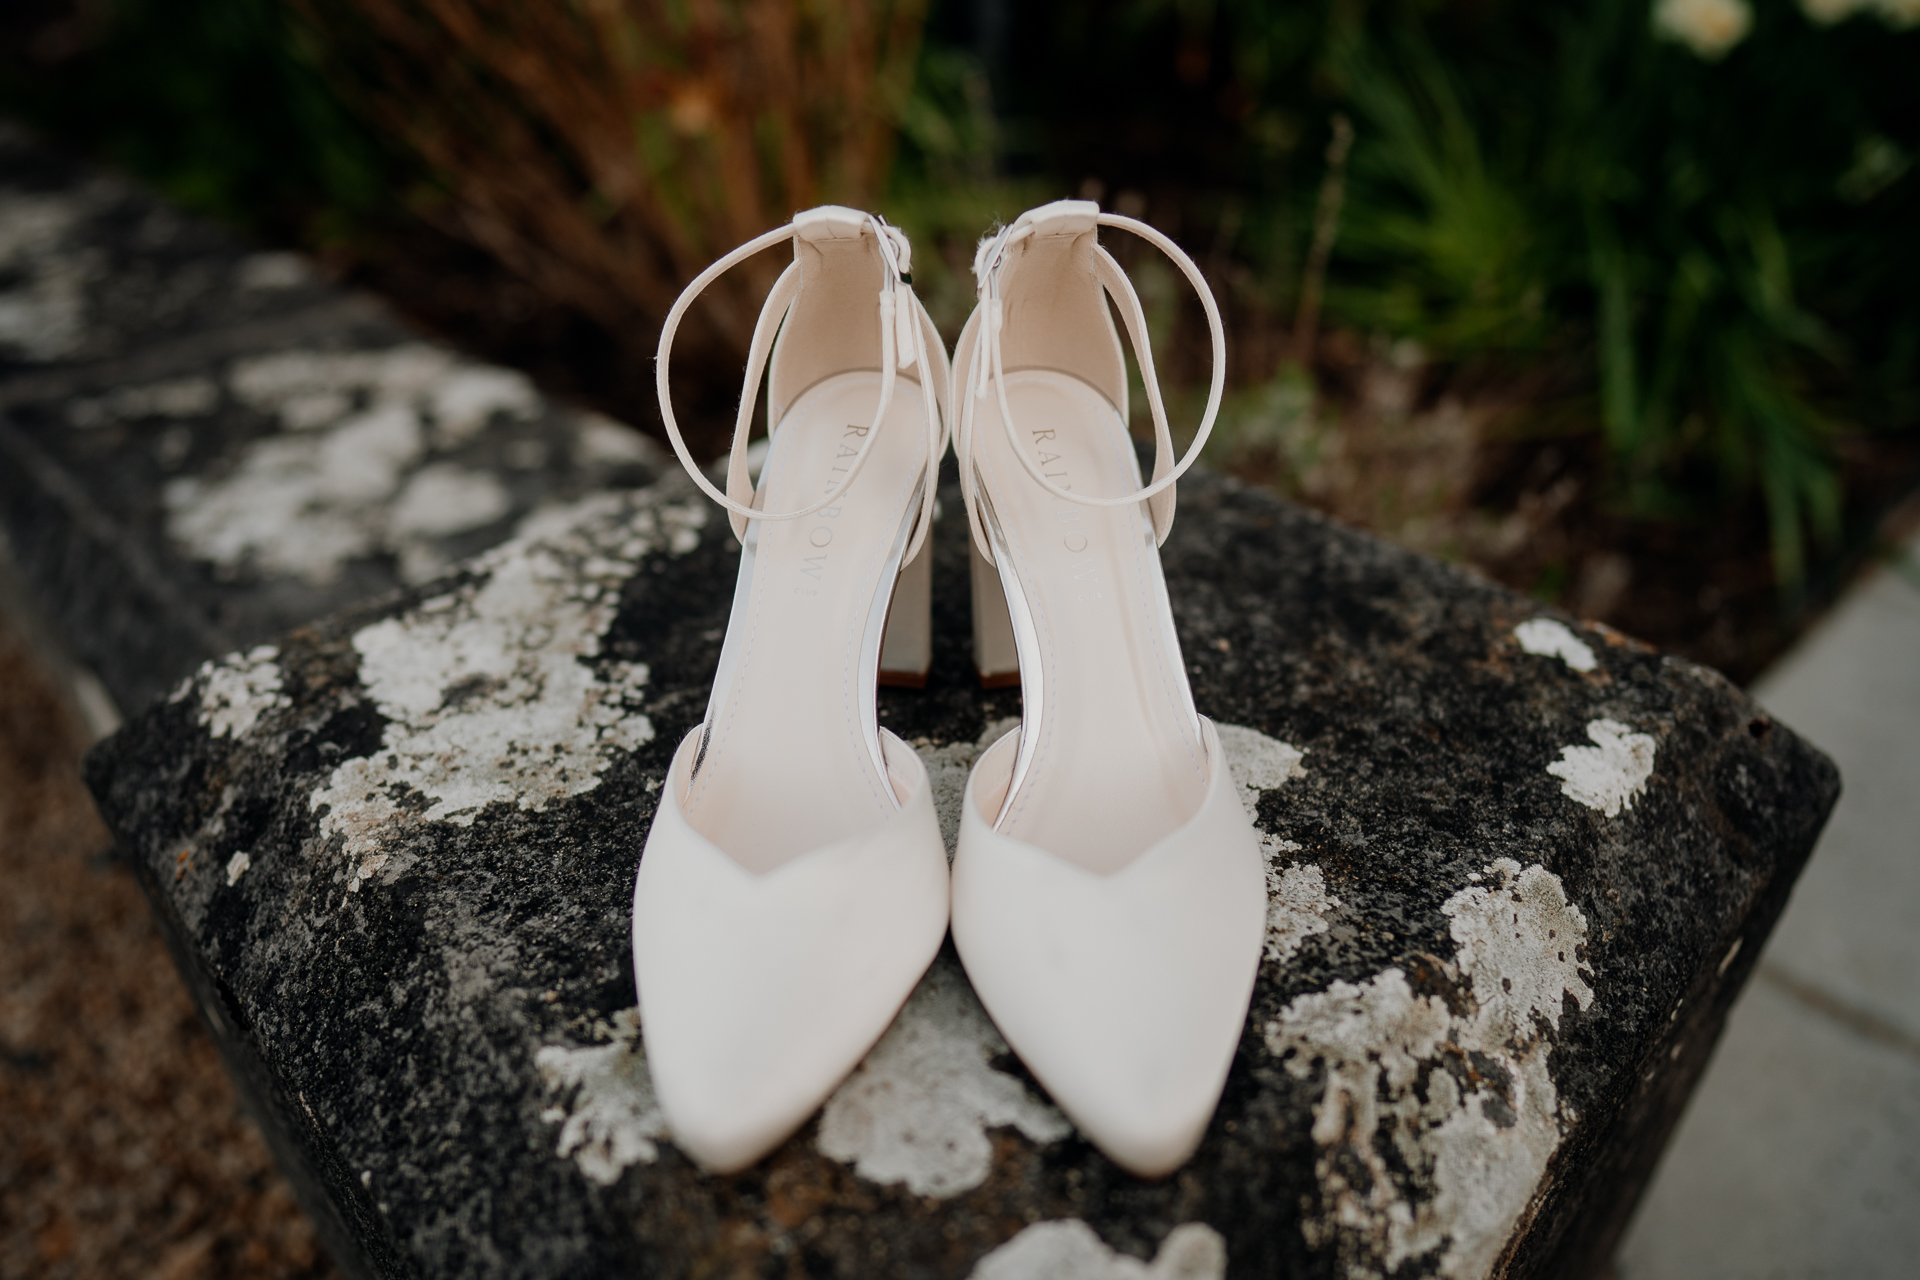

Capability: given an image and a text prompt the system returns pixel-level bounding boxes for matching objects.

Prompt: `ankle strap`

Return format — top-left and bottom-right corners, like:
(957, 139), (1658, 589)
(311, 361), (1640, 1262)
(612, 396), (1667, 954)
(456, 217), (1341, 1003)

(957, 203), (1225, 560)
(656, 209), (949, 560)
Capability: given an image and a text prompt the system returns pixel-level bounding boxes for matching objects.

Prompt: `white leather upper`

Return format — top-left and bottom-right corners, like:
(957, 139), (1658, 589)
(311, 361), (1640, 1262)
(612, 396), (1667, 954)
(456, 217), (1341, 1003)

(945, 205), (1261, 1177)
(634, 725), (949, 1172)
(636, 209), (951, 1173)
(951, 718), (1265, 1177)
(634, 201), (1259, 1180)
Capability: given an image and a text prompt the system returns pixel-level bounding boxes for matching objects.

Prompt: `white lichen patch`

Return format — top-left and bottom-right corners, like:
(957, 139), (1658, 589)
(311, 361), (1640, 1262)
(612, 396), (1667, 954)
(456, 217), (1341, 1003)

(429, 367), (539, 445)
(68, 375), (219, 428)
(226, 346), (457, 423)
(510, 492), (630, 547)
(165, 403), (424, 584)
(534, 1007), (668, 1186)
(388, 463), (512, 539)
(1513, 618), (1597, 672)
(308, 485), (707, 889)
(198, 645), (287, 739)
(0, 187), (96, 362)
(1215, 726), (1326, 963)
(575, 413), (666, 468)
(1215, 721), (1307, 803)
(967, 1220), (1227, 1280)
(165, 344), (545, 585)
(225, 851), (252, 886)
(236, 251), (311, 291)
(1263, 842), (1339, 964)
(1548, 719), (1657, 816)
(1443, 857), (1595, 1044)
(1265, 859), (1596, 1279)
(818, 957), (1070, 1197)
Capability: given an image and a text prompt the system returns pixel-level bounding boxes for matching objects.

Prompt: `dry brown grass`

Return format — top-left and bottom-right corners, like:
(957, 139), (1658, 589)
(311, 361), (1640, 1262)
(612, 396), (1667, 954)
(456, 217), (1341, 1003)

(297, 0), (926, 366)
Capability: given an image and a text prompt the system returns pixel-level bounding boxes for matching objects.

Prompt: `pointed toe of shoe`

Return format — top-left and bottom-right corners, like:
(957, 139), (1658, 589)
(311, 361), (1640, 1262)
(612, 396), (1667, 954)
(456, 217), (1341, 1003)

(952, 720), (1266, 1178)
(954, 980), (1247, 1178)
(633, 845), (947, 1171)
(1077, 1106), (1209, 1182)
(1031, 1054), (1223, 1179)
(632, 728), (949, 1171)
(644, 1032), (824, 1174)
(651, 1084), (791, 1175)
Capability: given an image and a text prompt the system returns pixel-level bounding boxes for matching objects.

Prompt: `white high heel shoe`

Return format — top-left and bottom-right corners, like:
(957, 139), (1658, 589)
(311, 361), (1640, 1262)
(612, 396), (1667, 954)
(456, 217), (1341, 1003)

(633, 207), (952, 1173)
(948, 200), (1265, 1178)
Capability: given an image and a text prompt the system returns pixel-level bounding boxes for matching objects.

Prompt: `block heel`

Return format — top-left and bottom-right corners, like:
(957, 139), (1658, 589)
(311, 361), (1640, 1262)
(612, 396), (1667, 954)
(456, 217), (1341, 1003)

(969, 536), (1020, 689)
(878, 543), (932, 688)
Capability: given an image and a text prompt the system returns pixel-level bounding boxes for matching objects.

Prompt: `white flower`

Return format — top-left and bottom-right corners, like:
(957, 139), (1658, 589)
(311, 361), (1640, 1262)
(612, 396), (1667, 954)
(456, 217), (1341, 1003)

(1654, 0), (1754, 58)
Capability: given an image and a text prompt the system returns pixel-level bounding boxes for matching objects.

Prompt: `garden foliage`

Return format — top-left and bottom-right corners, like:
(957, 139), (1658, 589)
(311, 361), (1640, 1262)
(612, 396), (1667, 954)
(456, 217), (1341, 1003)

(3, 0), (1914, 582)
(0, 0), (390, 239)
(989, 0), (1916, 582)
(1321, 0), (1918, 583)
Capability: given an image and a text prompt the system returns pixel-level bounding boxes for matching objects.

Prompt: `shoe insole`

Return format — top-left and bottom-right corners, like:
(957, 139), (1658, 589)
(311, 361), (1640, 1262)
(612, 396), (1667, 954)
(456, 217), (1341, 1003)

(683, 371), (928, 873)
(972, 369), (1208, 874)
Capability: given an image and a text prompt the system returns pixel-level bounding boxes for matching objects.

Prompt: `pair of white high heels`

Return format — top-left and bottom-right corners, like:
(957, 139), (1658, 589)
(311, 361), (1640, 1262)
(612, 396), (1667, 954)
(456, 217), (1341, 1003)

(631, 201), (1265, 1180)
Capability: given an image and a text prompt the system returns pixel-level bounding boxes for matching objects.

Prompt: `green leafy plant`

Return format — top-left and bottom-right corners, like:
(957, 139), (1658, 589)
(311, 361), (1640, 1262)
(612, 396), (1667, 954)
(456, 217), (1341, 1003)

(1320, 0), (1917, 584)
(1328, 36), (1547, 357)
(0, 0), (394, 239)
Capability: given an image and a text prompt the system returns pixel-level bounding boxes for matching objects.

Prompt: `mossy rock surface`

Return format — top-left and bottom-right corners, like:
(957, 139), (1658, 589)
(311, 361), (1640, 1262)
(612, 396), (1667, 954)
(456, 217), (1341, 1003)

(4, 123), (1837, 1280)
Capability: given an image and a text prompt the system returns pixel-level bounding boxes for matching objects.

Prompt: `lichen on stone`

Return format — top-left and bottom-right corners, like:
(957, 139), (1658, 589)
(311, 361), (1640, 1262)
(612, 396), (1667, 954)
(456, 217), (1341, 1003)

(1444, 858), (1596, 1044)
(534, 1008), (667, 1187)
(1548, 719), (1657, 816)
(426, 366), (539, 444)
(1513, 619), (1597, 672)
(166, 400), (426, 584)
(1215, 721), (1307, 801)
(0, 186), (96, 362)
(574, 413), (665, 468)
(225, 346), (460, 426)
(1265, 859), (1596, 1279)
(67, 375), (220, 428)
(817, 957), (1070, 1197)
(1214, 726), (1328, 963)
(1263, 844), (1338, 964)
(387, 463), (512, 540)
(197, 644), (286, 739)
(308, 485), (707, 889)
(164, 344), (546, 585)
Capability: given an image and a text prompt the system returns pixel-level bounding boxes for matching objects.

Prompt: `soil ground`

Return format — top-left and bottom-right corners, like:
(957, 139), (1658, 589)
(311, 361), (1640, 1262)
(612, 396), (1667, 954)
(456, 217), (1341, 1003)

(0, 609), (337, 1280)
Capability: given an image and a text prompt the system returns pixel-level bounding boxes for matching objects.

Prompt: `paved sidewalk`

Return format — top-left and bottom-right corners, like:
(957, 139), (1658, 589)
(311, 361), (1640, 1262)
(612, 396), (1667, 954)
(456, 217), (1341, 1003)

(1619, 529), (1920, 1278)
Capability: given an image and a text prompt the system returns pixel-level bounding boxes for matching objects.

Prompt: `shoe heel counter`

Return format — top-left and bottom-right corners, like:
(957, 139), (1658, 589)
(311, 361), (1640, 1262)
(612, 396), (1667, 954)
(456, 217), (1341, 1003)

(878, 542), (932, 687)
(970, 538), (1020, 689)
